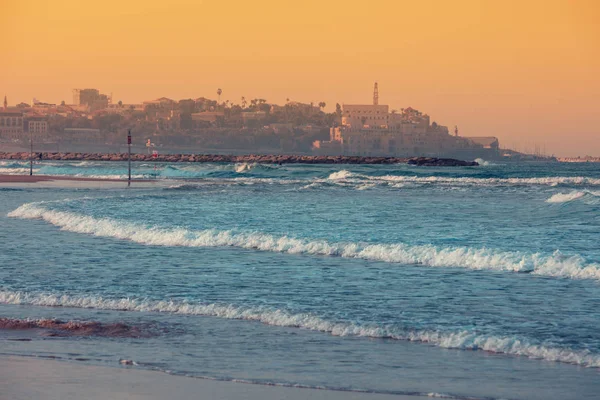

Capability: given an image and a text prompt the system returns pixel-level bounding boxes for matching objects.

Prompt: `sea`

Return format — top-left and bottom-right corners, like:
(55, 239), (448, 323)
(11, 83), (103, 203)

(1, 159), (599, 400)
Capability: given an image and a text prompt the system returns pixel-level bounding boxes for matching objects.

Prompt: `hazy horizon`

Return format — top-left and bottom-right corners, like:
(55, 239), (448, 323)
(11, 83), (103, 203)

(2, 0), (599, 157)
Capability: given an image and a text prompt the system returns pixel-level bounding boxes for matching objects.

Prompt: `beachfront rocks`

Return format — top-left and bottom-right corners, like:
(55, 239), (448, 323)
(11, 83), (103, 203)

(0, 152), (478, 166)
(407, 157), (479, 167)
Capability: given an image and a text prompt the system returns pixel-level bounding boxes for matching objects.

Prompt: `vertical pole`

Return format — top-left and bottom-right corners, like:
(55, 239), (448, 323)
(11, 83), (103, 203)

(127, 129), (132, 187)
(29, 129), (33, 176)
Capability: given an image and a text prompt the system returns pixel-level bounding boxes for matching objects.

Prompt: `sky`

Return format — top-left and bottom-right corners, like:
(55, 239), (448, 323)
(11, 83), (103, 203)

(1, 0), (599, 156)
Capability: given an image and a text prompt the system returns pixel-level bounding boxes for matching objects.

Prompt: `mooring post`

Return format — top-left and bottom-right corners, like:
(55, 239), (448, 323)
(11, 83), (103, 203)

(127, 129), (132, 187)
(29, 130), (33, 176)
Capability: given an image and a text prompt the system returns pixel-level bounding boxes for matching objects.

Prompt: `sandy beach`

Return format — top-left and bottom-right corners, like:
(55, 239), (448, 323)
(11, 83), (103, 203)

(0, 356), (423, 400)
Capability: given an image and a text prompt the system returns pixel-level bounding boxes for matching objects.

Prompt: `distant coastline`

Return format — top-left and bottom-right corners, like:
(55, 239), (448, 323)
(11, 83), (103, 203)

(557, 156), (600, 163)
(0, 152), (478, 166)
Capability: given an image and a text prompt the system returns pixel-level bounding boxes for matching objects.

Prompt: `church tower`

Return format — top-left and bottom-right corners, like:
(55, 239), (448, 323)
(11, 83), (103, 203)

(3, 95), (7, 110)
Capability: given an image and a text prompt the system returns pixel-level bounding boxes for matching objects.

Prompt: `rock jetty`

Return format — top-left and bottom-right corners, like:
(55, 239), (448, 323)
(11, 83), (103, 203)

(407, 157), (479, 167)
(0, 152), (478, 166)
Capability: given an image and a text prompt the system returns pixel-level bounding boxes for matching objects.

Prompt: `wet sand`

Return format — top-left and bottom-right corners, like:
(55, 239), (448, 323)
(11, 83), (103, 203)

(0, 356), (424, 400)
(0, 174), (146, 183)
(0, 174), (158, 189)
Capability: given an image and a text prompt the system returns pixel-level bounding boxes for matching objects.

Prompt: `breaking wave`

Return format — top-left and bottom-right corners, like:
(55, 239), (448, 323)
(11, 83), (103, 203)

(327, 170), (354, 180)
(473, 158), (503, 167)
(546, 190), (600, 204)
(234, 162), (278, 173)
(1, 289), (598, 368)
(326, 170), (600, 187)
(0, 168), (32, 174)
(8, 202), (600, 281)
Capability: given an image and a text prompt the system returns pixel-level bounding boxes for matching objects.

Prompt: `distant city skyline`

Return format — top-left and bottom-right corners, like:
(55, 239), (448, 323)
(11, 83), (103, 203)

(2, 0), (599, 156)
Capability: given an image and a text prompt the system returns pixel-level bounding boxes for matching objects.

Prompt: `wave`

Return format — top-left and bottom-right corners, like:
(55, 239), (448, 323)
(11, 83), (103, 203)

(546, 191), (586, 203)
(326, 170), (600, 187)
(473, 158), (499, 166)
(327, 170), (354, 180)
(1, 289), (598, 368)
(234, 162), (278, 174)
(0, 161), (29, 168)
(546, 190), (600, 204)
(8, 202), (600, 281)
(0, 168), (34, 174)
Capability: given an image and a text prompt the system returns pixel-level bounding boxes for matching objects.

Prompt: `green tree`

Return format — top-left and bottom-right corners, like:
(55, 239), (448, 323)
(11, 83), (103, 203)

(335, 103), (342, 117)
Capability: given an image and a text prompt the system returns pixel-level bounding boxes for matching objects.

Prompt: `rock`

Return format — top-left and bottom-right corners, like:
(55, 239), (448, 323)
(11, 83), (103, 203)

(0, 152), (477, 166)
(407, 157), (479, 167)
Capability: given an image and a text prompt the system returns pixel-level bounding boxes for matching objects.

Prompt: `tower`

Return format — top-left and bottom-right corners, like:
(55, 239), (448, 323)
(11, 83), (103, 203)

(3, 95), (7, 109)
(454, 125), (459, 137)
(373, 82), (379, 106)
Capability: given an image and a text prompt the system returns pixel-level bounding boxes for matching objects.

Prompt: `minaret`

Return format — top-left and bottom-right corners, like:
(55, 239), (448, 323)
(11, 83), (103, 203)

(3, 95), (7, 110)
(454, 125), (459, 137)
(373, 82), (379, 105)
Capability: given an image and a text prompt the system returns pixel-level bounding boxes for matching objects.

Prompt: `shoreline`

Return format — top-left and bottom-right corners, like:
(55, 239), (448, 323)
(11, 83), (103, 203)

(0, 355), (426, 400)
(1, 152), (479, 166)
(0, 174), (158, 188)
(0, 174), (152, 183)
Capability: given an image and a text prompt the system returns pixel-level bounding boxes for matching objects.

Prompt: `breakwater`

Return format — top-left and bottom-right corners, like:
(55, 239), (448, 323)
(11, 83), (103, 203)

(0, 152), (478, 166)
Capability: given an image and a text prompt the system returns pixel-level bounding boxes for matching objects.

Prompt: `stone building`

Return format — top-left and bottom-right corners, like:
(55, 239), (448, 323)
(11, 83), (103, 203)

(314, 83), (499, 158)
(0, 111), (24, 141)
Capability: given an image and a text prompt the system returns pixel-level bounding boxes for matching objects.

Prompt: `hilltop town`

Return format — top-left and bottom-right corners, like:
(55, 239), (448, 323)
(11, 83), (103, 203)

(1, 84), (511, 160)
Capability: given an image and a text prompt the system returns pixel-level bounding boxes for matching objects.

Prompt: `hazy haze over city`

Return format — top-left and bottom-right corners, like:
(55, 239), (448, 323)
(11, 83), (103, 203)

(2, 0), (598, 156)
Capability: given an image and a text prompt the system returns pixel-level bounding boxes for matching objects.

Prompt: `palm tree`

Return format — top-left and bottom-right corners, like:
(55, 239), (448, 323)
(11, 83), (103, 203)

(241, 97), (247, 109)
(217, 88), (222, 103)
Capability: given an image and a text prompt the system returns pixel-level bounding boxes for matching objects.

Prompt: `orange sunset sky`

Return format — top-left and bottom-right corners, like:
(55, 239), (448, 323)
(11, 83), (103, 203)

(1, 0), (598, 156)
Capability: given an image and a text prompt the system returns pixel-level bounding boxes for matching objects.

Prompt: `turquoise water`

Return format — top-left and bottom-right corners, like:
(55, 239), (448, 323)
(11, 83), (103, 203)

(1, 160), (600, 399)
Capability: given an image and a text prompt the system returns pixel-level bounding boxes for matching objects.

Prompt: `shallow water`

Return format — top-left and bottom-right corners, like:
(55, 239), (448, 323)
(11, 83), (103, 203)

(1, 160), (600, 399)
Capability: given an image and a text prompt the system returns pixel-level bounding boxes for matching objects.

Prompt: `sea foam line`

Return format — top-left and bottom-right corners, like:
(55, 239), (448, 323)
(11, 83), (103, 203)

(326, 170), (600, 187)
(8, 202), (600, 281)
(1, 289), (598, 368)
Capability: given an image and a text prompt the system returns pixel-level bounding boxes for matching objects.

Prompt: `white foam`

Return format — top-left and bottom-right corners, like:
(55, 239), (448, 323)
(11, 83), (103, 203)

(546, 191), (586, 203)
(1, 289), (598, 368)
(372, 175), (600, 187)
(0, 168), (35, 174)
(473, 158), (499, 166)
(324, 171), (600, 187)
(356, 183), (376, 190)
(546, 190), (600, 204)
(235, 163), (253, 173)
(8, 203), (600, 281)
(327, 170), (353, 180)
